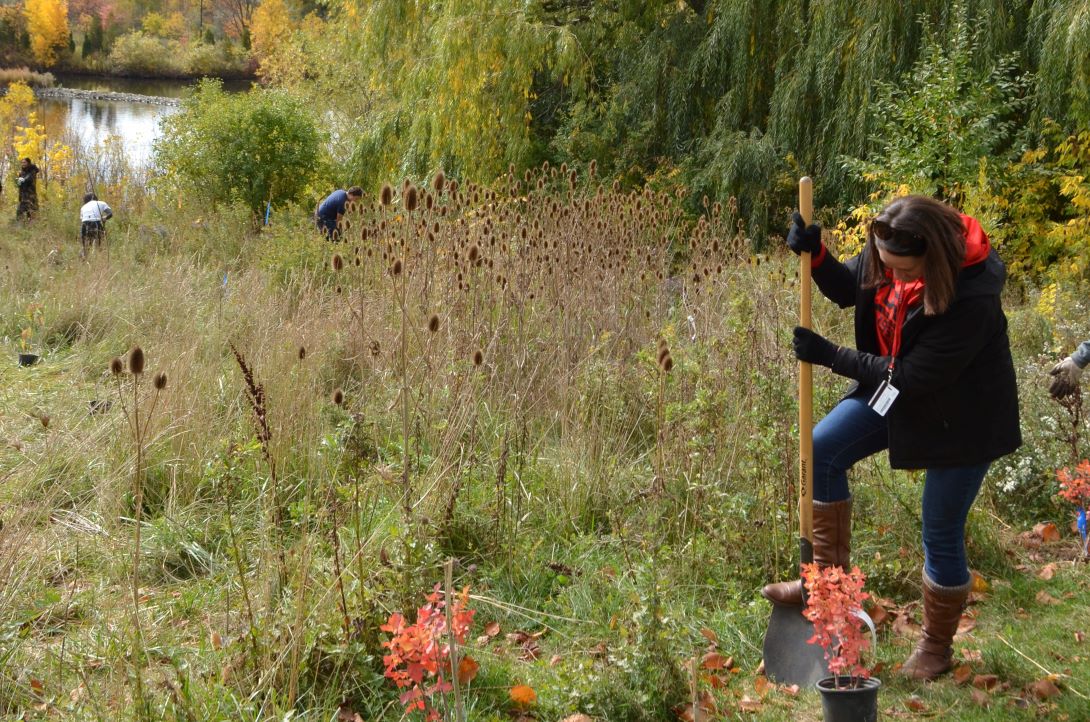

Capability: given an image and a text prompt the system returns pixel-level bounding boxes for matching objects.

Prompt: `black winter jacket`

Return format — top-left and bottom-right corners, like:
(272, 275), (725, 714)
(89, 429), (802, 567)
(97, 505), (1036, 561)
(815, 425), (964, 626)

(812, 246), (1021, 469)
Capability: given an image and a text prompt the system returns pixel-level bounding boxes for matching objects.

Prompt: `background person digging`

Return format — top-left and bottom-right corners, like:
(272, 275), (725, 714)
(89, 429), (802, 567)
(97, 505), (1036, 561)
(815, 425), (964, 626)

(763, 195), (1021, 681)
(79, 193), (113, 257)
(315, 185), (363, 240)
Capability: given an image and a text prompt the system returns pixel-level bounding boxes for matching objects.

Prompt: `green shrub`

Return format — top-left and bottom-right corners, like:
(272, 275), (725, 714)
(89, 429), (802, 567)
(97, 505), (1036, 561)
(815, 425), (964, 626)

(154, 79), (325, 218)
(106, 31), (179, 76)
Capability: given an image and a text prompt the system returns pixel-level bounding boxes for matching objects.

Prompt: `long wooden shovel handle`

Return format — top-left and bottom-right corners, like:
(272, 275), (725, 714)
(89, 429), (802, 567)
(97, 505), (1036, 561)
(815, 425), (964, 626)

(798, 177), (814, 557)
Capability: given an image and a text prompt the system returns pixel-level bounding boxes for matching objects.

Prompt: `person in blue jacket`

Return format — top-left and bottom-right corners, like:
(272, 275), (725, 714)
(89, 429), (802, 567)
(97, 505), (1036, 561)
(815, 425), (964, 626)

(315, 186), (363, 240)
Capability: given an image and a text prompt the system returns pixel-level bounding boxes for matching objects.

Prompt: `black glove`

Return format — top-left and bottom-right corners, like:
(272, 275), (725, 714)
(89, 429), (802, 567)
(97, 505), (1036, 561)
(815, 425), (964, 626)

(793, 326), (839, 367)
(786, 211), (822, 256)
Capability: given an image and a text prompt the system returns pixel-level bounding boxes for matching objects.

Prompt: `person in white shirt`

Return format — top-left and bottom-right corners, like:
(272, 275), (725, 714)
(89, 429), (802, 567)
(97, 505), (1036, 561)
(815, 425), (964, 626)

(79, 193), (113, 257)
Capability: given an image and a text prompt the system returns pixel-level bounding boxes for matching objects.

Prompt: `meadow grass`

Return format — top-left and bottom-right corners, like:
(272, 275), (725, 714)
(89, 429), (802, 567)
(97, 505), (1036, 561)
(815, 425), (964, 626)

(0, 171), (1087, 721)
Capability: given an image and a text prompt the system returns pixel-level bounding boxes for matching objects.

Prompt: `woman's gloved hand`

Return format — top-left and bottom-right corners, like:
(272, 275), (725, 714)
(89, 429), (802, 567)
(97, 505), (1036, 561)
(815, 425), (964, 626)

(793, 326), (839, 367)
(1049, 357), (1084, 399)
(786, 211), (822, 256)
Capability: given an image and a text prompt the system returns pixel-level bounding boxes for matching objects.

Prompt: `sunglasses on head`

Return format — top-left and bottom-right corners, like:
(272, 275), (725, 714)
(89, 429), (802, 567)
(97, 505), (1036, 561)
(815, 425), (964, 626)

(870, 219), (926, 256)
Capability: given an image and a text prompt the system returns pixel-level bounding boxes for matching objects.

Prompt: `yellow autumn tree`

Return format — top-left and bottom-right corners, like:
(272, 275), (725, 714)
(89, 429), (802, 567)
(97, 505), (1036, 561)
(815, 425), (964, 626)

(24, 0), (69, 66)
(0, 81), (36, 151)
(250, 0), (294, 78)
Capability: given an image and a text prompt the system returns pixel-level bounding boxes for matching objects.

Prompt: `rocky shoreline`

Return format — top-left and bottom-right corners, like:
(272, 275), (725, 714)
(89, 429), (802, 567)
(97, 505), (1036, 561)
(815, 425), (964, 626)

(33, 87), (180, 107)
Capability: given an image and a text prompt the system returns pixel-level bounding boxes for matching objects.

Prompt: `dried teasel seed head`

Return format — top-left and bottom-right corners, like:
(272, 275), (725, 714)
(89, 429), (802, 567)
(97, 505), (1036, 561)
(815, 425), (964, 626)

(392, 259), (403, 276)
(468, 245), (480, 262)
(428, 314), (440, 333)
(39, 413), (50, 428)
(153, 372), (167, 390)
(659, 353), (673, 372)
(110, 357), (124, 375)
(473, 350), (484, 366)
(332, 389), (345, 406)
(588, 159), (597, 176)
(657, 346), (670, 364)
(380, 184), (393, 206)
(332, 253), (344, 271)
(127, 346), (145, 375)
(404, 185), (418, 211)
(298, 346), (307, 360)
(433, 170), (445, 193)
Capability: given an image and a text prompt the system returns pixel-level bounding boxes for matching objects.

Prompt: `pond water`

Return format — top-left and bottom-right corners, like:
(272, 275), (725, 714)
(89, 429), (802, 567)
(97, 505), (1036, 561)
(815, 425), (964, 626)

(35, 75), (250, 169)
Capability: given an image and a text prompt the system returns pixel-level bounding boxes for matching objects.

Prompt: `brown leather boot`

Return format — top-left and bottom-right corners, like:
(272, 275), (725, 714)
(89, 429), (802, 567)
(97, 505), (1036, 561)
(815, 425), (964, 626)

(761, 497), (852, 605)
(900, 572), (971, 680)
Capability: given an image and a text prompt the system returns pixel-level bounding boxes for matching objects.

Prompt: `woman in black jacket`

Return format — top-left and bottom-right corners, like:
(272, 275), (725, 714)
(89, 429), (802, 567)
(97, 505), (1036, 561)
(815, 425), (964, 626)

(761, 195), (1020, 680)
(16, 158), (39, 220)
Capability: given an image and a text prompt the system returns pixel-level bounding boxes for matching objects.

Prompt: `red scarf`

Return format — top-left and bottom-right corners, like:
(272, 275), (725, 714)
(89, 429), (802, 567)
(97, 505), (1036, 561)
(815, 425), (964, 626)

(873, 214), (990, 356)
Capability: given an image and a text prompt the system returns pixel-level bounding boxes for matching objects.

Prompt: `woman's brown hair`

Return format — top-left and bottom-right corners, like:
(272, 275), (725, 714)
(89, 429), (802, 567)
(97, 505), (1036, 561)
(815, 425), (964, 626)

(862, 195), (967, 316)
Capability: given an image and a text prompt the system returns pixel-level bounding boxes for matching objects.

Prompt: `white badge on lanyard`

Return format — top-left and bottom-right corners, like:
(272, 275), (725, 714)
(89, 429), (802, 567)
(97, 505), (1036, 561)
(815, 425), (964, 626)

(868, 377), (900, 416)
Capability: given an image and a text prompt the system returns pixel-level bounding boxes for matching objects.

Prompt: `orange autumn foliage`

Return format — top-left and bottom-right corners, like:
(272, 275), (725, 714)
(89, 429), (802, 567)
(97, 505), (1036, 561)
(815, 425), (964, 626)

(509, 684), (537, 706)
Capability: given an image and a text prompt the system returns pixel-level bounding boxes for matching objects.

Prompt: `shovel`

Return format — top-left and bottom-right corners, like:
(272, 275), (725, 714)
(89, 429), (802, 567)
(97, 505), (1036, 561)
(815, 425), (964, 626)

(762, 176), (830, 687)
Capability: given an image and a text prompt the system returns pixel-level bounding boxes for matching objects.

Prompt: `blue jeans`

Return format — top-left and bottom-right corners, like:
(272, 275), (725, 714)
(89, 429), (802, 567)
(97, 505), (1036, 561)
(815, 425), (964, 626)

(812, 394), (989, 587)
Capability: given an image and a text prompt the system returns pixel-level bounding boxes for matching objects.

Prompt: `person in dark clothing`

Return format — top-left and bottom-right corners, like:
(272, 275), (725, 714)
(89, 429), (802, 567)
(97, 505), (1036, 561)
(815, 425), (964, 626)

(315, 186), (363, 239)
(15, 158), (39, 220)
(761, 195), (1021, 681)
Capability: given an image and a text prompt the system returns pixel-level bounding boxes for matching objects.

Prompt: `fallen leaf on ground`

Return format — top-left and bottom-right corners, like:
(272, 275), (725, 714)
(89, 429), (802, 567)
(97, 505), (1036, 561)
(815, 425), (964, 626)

(904, 696), (927, 712)
(892, 612), (920, 638)
(336, 705), (363, 722)
(701, 652), (731, 670)
(1038, 563), (1058, 581)
(971, 571), (989, 593)
(953, 665), (973, 684)
(737, 695), (762, 713)
(780, 683), (800, 697)
(1075, 631), (1085, 643)
(754, 675), (770, 697)
(483, 621), (500, 637)
(961, 648), (983, 663)
(457, 655), (479, 684)
(560, 715), (593, 722)
(970, 689), (990, 707)
(700, 627), (719, 645)
(1033, 522), (1061, 543)
(955, 615), (976, 638)
(973, 674), (1000, 690)
(1029, 678), (1061, 700)
(867, 600), (890, 626)
(1036, 590), (1061, 606)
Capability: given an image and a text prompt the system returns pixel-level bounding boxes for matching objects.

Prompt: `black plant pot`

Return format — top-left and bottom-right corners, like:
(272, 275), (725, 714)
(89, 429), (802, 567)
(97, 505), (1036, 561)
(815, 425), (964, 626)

(18, 352), (39, 367)
(816, 676), (880, 722)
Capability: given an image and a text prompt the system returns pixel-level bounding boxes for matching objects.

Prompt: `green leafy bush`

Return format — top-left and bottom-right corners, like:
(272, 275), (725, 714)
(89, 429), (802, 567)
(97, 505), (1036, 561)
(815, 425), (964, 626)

(154, 79), (325, 217)
(106, 31), (177, 76)
(841, 6), (1029, 204)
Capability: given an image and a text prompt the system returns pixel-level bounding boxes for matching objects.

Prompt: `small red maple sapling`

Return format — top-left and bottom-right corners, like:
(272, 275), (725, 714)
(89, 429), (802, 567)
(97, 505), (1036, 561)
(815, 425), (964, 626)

(381, 583), (477, 720)
(1056, 460), (1090, 557)
(802, 563), (872, 689)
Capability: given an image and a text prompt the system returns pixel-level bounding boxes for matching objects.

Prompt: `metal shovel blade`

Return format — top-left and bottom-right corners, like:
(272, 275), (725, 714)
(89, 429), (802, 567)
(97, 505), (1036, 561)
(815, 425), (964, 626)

(762, 601), (829, 687)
